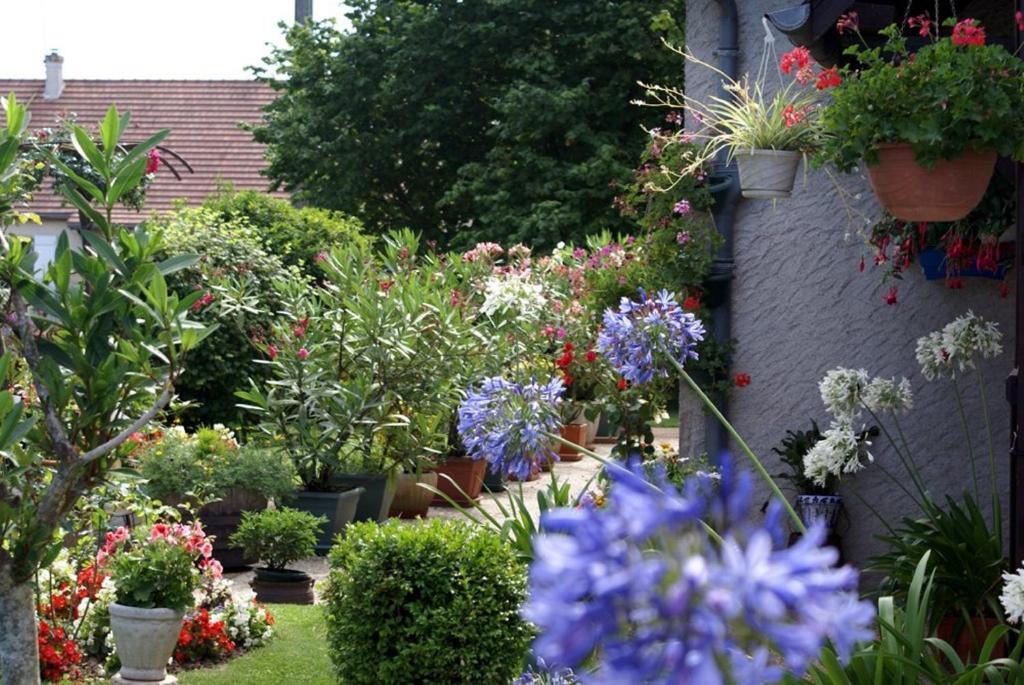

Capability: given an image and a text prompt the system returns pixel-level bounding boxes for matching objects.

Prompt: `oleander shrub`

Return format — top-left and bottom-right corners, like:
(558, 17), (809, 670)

(324, 519), (530, 685)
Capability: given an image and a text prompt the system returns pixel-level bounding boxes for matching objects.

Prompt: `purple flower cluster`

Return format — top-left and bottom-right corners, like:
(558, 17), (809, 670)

(457, 376), (564, 480)
(513, 657), (579, 685)
(523, 457), (874, 684)
(597, 289), (706, 385)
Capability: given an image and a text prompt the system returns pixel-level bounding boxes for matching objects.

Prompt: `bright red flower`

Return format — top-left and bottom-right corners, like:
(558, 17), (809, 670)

(617, 378), (628, 391)
(733, 373), (751, 388)
(782, 105), (807, 128)
(293, 317), (309, 339)
(952, 19), (985, 46)
(562, 373), (573, 386)
(585, 350), (597, 363)
(816, 67), (841, 90)
(266, 344), (279, 360)
(145, 148), (160, 175)
(883, 286), (898, 305)
(682, 294), (701, 311)
(780, 46), (811, 76)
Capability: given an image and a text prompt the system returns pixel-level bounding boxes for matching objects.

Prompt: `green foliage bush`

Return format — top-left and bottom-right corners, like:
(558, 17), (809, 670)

(146, 207), (303, 428)
(324, 519), (530, 685)
(108, 538), (201, 611)
(202, 187), (368, 275)
(229, 508), (324, 571)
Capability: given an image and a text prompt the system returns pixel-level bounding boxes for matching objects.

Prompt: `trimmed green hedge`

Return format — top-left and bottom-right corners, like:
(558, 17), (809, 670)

(324, 519), (530, 685)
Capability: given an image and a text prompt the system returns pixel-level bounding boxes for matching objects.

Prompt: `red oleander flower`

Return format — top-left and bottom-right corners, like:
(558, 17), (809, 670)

(780, 46), (811, 75)
(952, 18), (985, 46)
(293, 317), (309, 339)
(562, 373), (574, 386)
(733, 373), (751, 388)
(816, 67), (841, 90)
(617, 378), (628, 391)
(267, 344), (278, 360)
(145, 148), (160, 174)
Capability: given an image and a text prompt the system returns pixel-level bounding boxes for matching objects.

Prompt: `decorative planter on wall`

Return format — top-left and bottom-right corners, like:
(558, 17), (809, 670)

(918, 248), (1007, 281)
(293, 488), (363, 555)
(250, 568), (316, 605)
(936, 615), (1006, 662)
(388, 472), (438, 519)
(431, 457), (486, 506)
(331, 473), (396, 523)
(735, 149), (801, 199)
(108, 603), (184, 685)
(867, 144), (996, 222)
(557, 423), (588, 462)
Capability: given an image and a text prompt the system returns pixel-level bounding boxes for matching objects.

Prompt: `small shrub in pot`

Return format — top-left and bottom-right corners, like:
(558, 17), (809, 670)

(324, 519), (530, 685)
(229, 508), (325, 604)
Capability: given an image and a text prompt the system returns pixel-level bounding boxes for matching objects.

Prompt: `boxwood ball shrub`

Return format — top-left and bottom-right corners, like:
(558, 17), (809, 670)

(325, 519), (530, 685)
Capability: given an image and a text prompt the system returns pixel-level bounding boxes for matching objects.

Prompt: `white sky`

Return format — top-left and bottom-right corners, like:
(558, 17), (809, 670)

(1, 1), (352, 80)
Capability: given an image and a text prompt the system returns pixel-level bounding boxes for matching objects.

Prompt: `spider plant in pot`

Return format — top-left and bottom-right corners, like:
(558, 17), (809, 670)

(638, 43), (837, 199)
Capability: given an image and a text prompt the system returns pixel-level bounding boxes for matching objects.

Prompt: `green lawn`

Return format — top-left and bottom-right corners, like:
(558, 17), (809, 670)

(177, 604), (332, 685)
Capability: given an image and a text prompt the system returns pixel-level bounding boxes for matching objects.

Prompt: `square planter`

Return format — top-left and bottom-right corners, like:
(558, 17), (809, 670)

(331, 473), (396, 522)
(293, 488), (363, 555)
(557, 423), (588, 462)
(388, 472), (438, 519)
(432, 457), (486, 506)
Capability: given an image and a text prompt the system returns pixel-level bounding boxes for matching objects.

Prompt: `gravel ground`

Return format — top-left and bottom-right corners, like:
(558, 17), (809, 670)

(226, 428), (678, 601)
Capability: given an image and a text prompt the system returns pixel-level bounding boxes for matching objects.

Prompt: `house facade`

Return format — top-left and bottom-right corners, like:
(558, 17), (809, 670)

(683, 0), (1016, 567)
(1, 52), (280, 265)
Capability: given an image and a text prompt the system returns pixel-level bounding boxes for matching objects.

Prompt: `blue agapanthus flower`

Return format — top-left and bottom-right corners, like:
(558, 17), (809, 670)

(457, 376), (564, 480)
(597, 288), (705, 385)
(523, 456), (874, 684)
(513, 657), (579, 685)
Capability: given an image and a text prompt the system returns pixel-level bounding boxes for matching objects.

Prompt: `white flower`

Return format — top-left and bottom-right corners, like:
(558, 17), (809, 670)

(819, 368), (870, 419)
(915, 331), (949, 381)
(1001, 567), (1024, 624)
(480, 272), (547, 322)
(916, 312), (1003, 380)
(863, 377), (913, 414)
(803, 422), (873, 487)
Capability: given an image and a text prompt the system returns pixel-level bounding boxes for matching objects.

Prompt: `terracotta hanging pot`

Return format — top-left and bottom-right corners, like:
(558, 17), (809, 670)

(866, 144), (996, 222)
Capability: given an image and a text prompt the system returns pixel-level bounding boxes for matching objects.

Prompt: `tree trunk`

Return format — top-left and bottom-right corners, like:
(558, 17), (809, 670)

(0, 579), (40, 685)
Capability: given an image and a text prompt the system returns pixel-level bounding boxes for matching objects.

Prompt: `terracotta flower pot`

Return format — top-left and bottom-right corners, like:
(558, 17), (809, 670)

(866, 144), (996, 222)
(558, 423), (588, 462)
(431, 457), (486, 506)
(936, 615), (1006, 662)
(388, 472), (438, 519)
(108, 603), (184, 684)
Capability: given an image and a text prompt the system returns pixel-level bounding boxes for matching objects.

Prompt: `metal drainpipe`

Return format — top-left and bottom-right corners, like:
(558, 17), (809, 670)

(692, 0), (741, 458)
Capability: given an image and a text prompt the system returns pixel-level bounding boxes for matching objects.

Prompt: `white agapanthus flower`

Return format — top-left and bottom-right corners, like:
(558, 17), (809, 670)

(863, 376), (913, 414)
(803, 422), (873, 487)
(480, 272), (547, 322)
(1001, 567), (1024, 624)
(916, 312), (1003, 380)
(819, 368), (870, 420)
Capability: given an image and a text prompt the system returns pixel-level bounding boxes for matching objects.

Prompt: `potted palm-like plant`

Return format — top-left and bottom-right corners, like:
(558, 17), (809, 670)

(639, 44), (837, 199)
(230, 508), (325, 605)
(819, 17), (1024, 221)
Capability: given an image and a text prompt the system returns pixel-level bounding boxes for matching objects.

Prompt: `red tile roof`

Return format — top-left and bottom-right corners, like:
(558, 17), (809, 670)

(0, 79), (282, 224)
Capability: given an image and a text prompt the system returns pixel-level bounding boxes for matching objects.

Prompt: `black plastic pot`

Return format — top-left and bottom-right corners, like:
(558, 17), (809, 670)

(482, 468), (506, 494)
(293, 488), (363, 555)
(251, 568), (315, 605)
(331, 473), (396, 522)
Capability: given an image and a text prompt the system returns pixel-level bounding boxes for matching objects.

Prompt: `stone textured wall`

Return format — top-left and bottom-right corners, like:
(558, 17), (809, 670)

(684, 0), (1015, 567)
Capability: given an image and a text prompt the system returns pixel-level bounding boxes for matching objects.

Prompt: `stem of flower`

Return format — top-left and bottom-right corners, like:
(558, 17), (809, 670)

(974, 359), (1001, 545)
(952, 376), (980, 503)
(670, 359), (805, 533)
(862, 404), (929, 505)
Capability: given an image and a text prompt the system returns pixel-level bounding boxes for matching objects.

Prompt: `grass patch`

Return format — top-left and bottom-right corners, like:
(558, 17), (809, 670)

(177, 604), (332, 685)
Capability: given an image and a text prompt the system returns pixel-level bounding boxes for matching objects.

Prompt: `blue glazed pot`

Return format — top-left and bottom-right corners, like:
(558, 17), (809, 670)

(795, 494), (842, 531)
(918, 248), (1006, 281)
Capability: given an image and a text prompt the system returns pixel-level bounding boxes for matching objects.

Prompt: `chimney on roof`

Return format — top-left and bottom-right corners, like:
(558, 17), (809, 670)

(43, 50), (64, 101)
(295, 0), (312, 23)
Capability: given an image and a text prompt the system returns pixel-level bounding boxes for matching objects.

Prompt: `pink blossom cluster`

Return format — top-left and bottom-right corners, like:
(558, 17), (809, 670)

(462, 242), (504, 263)
(99, 522), (223, 578)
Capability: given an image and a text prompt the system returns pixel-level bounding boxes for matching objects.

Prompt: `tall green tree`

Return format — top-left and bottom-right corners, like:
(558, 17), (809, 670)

(252, 0), (683, 250)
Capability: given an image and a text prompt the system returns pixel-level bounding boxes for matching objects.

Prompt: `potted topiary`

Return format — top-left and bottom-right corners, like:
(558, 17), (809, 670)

(101, 522), (222, 685)
(324, 519), (531, 684)
(819, 17), (1024, 221)
(138, 426), (298, 568)
(639, 45), (838, 199)
(229, 507), (326, 605)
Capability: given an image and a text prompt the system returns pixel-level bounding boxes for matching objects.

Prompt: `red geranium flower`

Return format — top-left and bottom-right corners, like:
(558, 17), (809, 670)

(782, 105), (807, 128)
(733, 373), (751, 388)
(952, 18), (985, 46)
(585, 350), (597, 363)
(816, 67), (841, 90)
(908, 14), (933, 38)
(780, 46), (811, 76)
(617, 378), (628, 391)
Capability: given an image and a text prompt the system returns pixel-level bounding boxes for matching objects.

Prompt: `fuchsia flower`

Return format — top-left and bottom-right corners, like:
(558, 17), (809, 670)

(883, 287), (898, 306)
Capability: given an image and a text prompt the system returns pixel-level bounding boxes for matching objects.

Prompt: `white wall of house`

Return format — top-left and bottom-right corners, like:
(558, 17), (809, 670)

(8, 218), (82, 275)
(685, 0), (1014, 568)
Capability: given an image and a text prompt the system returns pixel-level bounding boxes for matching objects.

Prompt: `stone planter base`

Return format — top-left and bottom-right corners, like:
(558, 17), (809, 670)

(112, 676), (177, 685)
(108, 603), (184, 684)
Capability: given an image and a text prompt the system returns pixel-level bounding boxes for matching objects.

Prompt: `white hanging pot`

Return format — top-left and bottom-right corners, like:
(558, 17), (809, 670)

(109, 602), (185, 684)
(734, 149), (802, 199)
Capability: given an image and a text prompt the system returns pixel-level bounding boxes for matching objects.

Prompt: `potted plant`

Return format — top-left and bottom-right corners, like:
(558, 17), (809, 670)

(819, 17), (1024, 221)
(230, 507), (325, 605)
(774, 421), (844, 535)
(139, 426), (298, 568)
(101, 522), (221, 684)
(639, 45), (836, 199)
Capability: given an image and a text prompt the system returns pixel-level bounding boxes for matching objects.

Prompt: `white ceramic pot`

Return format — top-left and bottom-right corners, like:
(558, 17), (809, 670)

(109, 602), (185, 683)
(795, 494), (843, 531)
(735, 149), (801, 199)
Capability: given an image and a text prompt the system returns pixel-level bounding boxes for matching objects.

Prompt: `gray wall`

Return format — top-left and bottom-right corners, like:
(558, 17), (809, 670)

(684, 0), (1015, 567)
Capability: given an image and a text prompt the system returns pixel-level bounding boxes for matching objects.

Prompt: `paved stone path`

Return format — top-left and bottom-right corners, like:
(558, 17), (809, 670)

(226, 428), (678, 601)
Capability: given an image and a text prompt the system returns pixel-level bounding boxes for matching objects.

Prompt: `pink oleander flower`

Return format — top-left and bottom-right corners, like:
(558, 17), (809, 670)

(297, 347), (309, 360)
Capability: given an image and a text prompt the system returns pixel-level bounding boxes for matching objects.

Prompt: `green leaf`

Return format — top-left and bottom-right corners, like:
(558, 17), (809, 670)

(70, 125), (107, 173)
(155, 253), (199, 276)
(80, 230), (128, 275)
(100, 104), (122, 161)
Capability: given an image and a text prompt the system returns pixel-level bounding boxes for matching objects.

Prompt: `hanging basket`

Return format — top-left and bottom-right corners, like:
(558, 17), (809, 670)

(866, 144), (996, 222)
(735, 149), (801, 199)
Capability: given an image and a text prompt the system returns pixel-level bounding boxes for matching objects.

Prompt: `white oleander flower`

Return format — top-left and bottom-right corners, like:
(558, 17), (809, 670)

(863, 377), (913, 414)
(1001, 567), (1024, 624)
(819, 368), (870, 419)
(480, 272), (547, 322)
